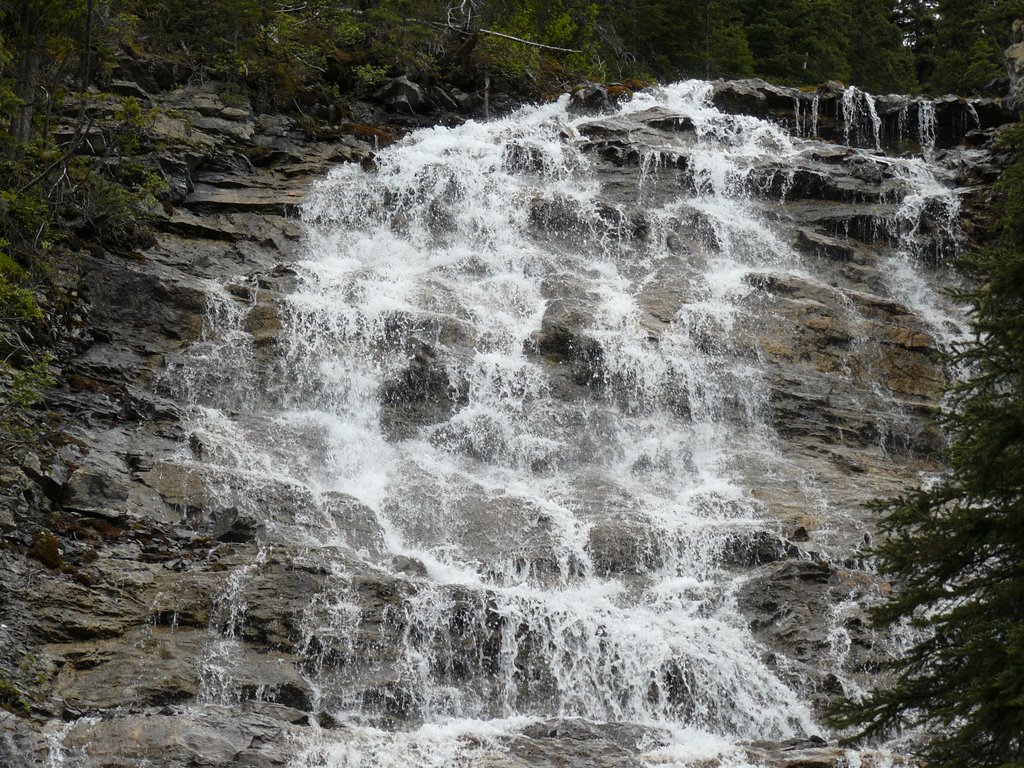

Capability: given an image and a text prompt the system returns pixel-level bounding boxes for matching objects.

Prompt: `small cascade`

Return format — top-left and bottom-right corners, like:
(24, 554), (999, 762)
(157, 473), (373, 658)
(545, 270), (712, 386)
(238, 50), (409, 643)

(886, 160), (965, 343)
(966, 102), (982, 131)
(161, 79), (966, 767)
(842, 86), (882, 150)
(865, 93), (883, 150)
(917, 100), (937, 160)
(897, 102), (911, 146)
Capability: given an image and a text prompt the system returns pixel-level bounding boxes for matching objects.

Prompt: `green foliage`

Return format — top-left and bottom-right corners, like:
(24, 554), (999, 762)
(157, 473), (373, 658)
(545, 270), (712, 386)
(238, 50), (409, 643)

(743, 0), (853, 85)
(607, 0), (753, 80)
(847, 0), (916, 93)
(603, 0), (927, 90)
(829, 126), (1024, 768)
(923, 0), (1024, 94)
(0, 354), (54, 447)
(0, 187), (51, 257)
(0, 241), (43, 325)
(0, 277), (43, 325)
(27, 531), (63, 570)
(352, 63), (389, 91)
(479, 36), (540, 82)
(0, 677), (29, 716)
(111, 96), (155, 155)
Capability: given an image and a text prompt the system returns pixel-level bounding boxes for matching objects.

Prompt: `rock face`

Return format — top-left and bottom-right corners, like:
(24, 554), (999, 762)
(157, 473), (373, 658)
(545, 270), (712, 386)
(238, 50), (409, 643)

(0, 77), (1015, 767)
(1006, 22), (1024, 110)
(710, 78), (1016, 153)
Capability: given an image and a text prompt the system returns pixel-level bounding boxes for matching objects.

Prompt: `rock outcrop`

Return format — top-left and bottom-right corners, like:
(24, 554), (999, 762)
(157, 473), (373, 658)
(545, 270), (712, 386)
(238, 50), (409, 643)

(710, 78), (1016, 153)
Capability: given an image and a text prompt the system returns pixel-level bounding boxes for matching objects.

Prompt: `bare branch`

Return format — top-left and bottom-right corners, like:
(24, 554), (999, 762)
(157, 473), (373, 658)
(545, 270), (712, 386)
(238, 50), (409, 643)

(17, 115), (95, 195)
(345, 6), (582, 54)
(476, 27), (581, 53)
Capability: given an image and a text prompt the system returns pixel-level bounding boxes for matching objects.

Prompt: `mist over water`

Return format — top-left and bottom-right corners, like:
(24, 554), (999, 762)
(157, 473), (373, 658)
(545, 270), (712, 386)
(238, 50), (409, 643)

(166, 81), (964, 766)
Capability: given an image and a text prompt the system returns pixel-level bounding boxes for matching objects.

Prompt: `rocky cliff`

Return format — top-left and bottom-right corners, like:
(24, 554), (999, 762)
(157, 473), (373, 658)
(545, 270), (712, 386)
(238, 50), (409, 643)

(0, 76), (1017, 767)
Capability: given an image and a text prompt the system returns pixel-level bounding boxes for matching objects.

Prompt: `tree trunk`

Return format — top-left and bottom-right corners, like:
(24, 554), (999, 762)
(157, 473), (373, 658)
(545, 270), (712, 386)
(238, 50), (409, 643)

(8, 37), (44, 153)
(80, 0), (94, 89)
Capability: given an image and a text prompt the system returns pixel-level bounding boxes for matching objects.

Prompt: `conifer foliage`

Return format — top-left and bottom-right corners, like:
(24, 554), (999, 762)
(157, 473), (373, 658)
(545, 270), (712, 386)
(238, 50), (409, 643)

(829, 128), (1024, 768)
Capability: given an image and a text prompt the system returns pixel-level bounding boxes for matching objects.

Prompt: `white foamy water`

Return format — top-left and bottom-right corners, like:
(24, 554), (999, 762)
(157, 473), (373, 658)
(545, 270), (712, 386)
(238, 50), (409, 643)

(161, 81), (963, 766)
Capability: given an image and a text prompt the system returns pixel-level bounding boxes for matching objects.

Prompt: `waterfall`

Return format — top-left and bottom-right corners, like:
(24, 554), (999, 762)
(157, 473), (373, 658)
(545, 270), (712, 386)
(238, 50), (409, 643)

(966, 102), (981, 131)
(166, 80), (963, 767)
(865, 93), (883, 150)
(842, 86), (882, 150)
(917, 100), (937, 160)
(897, 103), (910, 146)
(886, 159), (964, 344)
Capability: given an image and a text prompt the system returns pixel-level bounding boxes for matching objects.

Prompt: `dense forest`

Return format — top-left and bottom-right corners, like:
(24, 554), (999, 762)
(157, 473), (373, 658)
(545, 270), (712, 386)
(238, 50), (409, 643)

(3, 0), (1024, 132)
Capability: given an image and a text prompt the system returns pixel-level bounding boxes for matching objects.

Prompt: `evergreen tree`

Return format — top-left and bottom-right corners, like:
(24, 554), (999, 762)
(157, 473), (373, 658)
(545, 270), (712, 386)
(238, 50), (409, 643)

(829, 127), (1024, 768)
(741, 0), (851, 85)
(691, 0), (754, 79)
(606, 0), (752, 80)
(928, 0), (1024, 94)
(847, 0), (916, 93)
(1, 0), (87, 148)
(894, 0), (938, 85)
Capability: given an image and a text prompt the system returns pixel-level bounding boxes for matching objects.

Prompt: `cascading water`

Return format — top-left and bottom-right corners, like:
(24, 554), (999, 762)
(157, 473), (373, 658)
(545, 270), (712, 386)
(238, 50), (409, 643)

(917, 100), (937, 160)
(886, 159), (964, 344)
(842, 86), (882, 150)
(165, 80), (963, 767)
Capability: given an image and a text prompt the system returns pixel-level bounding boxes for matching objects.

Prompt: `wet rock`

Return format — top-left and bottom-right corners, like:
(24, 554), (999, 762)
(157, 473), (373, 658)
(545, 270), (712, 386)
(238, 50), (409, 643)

(46, 628), (201, 710)
(79, 256), (207, 347)
(710, 77), (1016, 150)
(450, 88), (475, 112)
(243, 302), (283, 347)
(374, 76), (430, 115)
(711, 78), (782, 116)
(140, 461), (210, 513)
(185, 182), (306, 215)
(529, 299), (602, 378)
(736, 559), (880, 707)
(56, 706), (305, 767)
(323, 493), (387, 555)
(719, 530), (800, 568)
(587, 517), (663, 575)
(511, 719), (649, 768)
(63, 466), (130, 516)
(380, 341), (467, 438)
(211, 506), (261, 542)
(743, 741), (909, 768)
(26, 570), (150, 642)
(569, 82), (612, 114)
(391, 555), (428, 578)
(0, 467), (38, 534)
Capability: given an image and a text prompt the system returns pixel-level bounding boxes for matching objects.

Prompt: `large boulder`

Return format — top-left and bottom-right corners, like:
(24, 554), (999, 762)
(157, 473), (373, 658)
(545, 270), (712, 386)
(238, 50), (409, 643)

(374, 76), (431, 114)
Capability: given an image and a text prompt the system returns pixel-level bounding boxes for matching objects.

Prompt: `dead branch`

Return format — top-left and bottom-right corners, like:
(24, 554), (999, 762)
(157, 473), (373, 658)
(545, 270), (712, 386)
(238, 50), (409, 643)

(475, 27), (581, 53)
(339, 7), (582, 54)
(16, 115), (95, 195)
